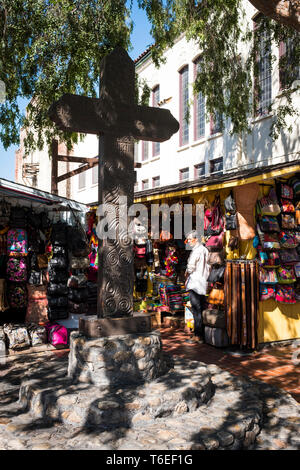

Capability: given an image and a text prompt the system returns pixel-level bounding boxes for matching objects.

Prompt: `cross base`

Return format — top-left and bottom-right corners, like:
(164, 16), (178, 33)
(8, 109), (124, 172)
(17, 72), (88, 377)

(79, 313), (152, 338)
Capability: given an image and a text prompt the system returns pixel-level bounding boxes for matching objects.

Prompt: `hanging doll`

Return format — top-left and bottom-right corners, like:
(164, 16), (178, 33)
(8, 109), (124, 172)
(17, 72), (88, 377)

(164, 245), (178, 279)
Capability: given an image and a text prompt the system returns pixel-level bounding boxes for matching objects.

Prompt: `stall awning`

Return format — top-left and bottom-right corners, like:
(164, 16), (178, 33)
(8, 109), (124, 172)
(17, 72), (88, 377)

(134, 160), (300, 203)
(0, 178), (88, 212)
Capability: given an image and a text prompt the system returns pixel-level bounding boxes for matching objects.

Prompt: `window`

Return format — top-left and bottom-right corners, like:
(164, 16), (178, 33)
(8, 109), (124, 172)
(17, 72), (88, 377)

(255, 16), (272, 116)
(152, 176), (160, 188)
(78, 165), (86, 190)
(142, 179), (149, 190)
(179, 66), (189, 146)
(179, 167), (189, 182)
(92, 163), (98, 185)
(134, 182), (139, 192)
(194, 58), (205, 140)
(194, 163), (205, 179)
(279, 35), (300, 89)
(210, 111), (223, 135)
(152, 86), (160, 157)
(142, 141), (149, 161)
(134, 142), (139, 162)
(210, 157), (223, 175)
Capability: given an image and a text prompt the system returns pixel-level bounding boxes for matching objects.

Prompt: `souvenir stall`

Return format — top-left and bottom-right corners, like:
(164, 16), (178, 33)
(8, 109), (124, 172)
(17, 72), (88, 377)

(134, 164), (300, 349)
(0, 179), (89, 354)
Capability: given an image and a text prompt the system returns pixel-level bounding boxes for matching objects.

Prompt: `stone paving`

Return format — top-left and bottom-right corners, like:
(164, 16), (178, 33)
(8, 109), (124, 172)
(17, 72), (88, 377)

(0, 345), (299, 450)
(161, 327), (300, 403)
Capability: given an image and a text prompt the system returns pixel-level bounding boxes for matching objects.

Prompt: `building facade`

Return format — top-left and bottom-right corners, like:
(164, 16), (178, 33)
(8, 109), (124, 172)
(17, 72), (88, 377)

(15, 1), (300, 204)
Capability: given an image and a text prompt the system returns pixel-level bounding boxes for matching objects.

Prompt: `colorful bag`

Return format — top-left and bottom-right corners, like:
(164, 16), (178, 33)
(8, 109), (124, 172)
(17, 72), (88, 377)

(3, 323), (30, 350)
(258, 192), (281, 216)
(260, 284), (276, 301)
(275, 285), (296, 304)
(281, 214), (296, 229)
(7, 284), (27, 309)
(259, 216), (280, 233)
(7, 229), (28, 257)
(277, 266), (296, 284)
(258, 251), (280, 268)
(259, 267), (278, 284)
(26, 323), (47, 346)
(134, 244), (146, 258)
(279, 231), (298, 249)
(45, 323), (68, 346)
(7, 257), (27, 282)
(207, 282), (225, 305)
(281, 199), (295, 213)
(279, 249), (299, 265)
(262, 233), (281, 250)
(206, 232), (224, 251)
(280, 184), (293, 200)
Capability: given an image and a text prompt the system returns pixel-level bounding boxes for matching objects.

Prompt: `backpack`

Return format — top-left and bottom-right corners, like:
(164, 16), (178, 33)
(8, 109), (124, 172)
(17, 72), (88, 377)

(7, 229), (28, 257)
(7, 257), (27, 282)
(45, 323), (68, 346)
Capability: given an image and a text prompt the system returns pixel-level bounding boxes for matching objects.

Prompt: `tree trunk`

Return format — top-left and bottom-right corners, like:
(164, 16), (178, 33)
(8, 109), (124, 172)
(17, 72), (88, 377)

(249, 0), (300, 31)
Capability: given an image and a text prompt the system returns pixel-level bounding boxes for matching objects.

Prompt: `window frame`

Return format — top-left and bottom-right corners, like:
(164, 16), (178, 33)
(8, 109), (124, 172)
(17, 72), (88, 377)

(179, 65), (190, 147)
(193, 57), (206, 140)
(152, 85), (161, 157)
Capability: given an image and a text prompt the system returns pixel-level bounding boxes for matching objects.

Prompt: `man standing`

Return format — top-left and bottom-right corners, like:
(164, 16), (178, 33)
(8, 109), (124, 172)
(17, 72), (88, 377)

(185, 230), (211, 343)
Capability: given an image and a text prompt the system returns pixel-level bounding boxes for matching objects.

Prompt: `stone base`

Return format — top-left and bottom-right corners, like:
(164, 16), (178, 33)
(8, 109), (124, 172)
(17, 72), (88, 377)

(68, 330), (170, 387)
(79, 314), (153, 338)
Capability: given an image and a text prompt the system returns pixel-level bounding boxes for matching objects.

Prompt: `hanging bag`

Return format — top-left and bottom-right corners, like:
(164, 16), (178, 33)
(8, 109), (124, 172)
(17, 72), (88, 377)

(206, 232), (224, 251)
(207, 266), (226, 284)
(207, 282), (225, 305)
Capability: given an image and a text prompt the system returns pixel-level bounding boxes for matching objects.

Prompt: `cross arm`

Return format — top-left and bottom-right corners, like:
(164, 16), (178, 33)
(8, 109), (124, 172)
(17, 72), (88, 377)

(48, 93), (179, 143)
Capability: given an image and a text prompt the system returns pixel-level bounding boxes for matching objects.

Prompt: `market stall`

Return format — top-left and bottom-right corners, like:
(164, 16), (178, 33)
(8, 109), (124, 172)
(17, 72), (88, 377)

(0, 178), (90, 354)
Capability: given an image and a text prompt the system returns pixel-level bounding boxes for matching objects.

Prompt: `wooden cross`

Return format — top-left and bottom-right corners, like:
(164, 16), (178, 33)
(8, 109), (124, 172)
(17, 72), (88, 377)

(49, 47), (179, 333)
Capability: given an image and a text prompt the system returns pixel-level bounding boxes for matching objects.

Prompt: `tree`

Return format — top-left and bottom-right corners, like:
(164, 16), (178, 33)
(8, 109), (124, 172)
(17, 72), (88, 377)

(0, 0), (299, 153)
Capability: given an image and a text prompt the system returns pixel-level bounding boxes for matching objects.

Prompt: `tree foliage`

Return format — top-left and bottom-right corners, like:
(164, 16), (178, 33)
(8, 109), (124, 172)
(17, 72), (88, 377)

(0, 0), (299, 154)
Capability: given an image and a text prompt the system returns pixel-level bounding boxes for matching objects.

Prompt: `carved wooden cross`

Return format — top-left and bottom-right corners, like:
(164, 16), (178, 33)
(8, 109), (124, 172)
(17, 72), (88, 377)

(49, 47), (179, 327)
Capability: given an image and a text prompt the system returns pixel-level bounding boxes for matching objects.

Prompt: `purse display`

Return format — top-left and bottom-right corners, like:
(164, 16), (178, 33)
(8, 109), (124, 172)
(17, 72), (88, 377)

(275, 285), (296, 304)
(207, 266), (225, 284)
(259, 284), (276, 301)
(280, 184), (293, 200)
(70, 256), (90, 270)
(208, 250), (225, 266)
(259, 216), (280, 233)
(279, 231), (298, 249)
(206, 232), (224, 251)
(207, 282), (225, 305)
(277, 266), (296, 284)
(258, 251), (280, 268)
(281, 214), (296, 229)
(279, 249), (299, 265)
(281, 199), (295, 213)
(37, 254), (49, 269)
(259, 267), (278, 284)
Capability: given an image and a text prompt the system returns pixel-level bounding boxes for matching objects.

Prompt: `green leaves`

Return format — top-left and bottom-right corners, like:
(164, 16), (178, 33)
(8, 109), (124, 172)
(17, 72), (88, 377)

(0, 0), (299, 154)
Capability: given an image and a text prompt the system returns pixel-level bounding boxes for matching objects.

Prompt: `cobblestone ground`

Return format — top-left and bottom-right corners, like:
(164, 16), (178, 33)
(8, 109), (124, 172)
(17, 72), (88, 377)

(0, 347), (299, 451)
